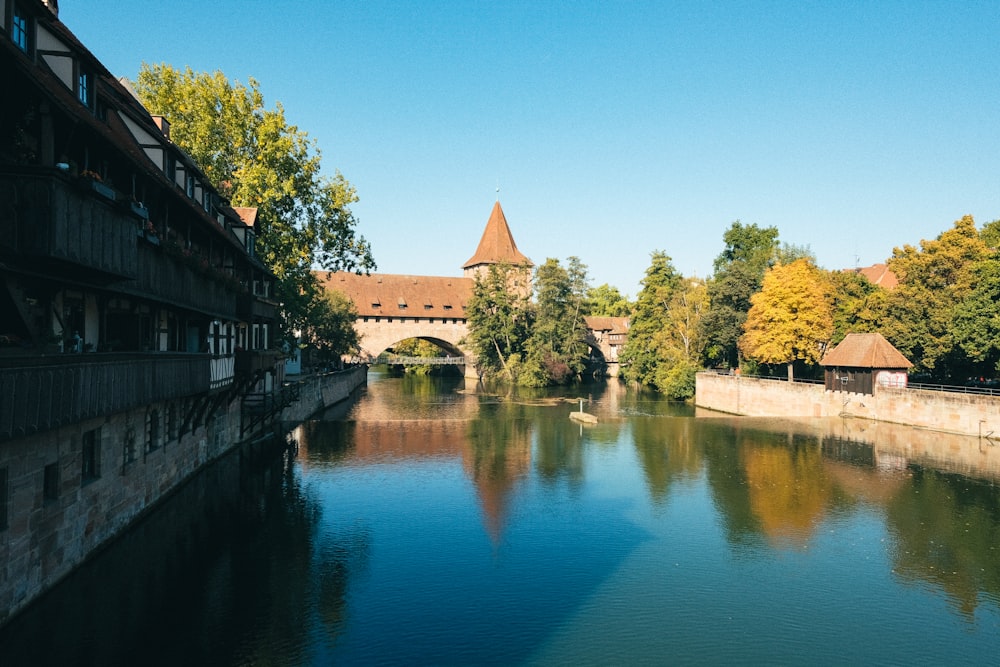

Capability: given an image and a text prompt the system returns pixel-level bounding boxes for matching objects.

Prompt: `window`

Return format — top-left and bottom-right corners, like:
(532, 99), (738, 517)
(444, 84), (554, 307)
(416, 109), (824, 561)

(123, 426), (137, 466)
(82, 428), (101, 483)
(78, 71), (91, 107)
(185, 175), (195, 198)
(0, 467), (8, 530)
(146, 409), (160, 452)
(166, 403), (178, 441)
(202, 190), (211, 213)
(44, 462), (60, 502)
(12, 6), (30, 53)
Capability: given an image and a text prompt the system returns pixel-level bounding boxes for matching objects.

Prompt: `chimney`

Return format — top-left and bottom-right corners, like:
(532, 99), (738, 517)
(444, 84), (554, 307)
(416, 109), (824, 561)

(152, 116), (171, 140)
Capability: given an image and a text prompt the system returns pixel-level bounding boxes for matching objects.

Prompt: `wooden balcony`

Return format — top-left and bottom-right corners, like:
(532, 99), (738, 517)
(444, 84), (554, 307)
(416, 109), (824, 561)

(0, 168), (138, 280)
(0, 353), (212, 442)
(237, 293), (280, 322)
(235, 348), (282, 377)
(125, 242), (240, 319)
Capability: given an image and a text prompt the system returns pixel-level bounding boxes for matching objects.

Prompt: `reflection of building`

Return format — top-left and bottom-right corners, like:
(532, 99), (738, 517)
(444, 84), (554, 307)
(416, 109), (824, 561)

(296, 391), (532, 544)
(1, 1), (281, 622)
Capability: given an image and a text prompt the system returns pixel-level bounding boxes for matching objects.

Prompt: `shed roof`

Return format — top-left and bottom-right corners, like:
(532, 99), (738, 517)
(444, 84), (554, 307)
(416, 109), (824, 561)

(462, 201), (532, 269)
(820, 333), (912, 369)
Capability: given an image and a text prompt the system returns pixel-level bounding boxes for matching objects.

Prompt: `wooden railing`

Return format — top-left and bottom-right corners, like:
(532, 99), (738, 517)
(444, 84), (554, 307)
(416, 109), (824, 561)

(0, 354), (212, 441)
(237, 293), (280, 321)
(124, 243), (240, 319)
(235, 349), (282, 376)
(0, 168), (138, 279)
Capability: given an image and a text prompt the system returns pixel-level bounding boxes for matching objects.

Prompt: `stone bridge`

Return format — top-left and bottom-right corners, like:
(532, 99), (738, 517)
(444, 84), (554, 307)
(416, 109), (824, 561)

(315, 200), (629, 378)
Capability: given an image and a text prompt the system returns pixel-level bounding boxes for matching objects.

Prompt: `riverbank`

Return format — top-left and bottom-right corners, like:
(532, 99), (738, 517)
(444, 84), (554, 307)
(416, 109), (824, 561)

(694, 371), (999, 438)
(0, 366), (366, 626)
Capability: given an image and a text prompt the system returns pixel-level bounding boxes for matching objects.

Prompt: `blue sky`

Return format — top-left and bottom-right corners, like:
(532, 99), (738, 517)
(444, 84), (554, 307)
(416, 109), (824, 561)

(62, 1), (1000, 297)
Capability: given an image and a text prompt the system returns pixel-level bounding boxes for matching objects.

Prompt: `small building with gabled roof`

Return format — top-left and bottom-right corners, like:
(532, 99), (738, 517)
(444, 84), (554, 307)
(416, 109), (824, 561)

(820, 333), (912, 395)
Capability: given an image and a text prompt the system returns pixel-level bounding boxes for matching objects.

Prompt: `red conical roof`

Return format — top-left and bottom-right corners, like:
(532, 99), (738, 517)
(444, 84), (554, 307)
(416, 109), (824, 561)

(462, 201), (532, 269)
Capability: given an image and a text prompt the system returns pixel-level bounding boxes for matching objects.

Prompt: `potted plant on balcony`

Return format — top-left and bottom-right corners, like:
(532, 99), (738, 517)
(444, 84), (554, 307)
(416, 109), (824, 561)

(130, 198), (149, 220)
(80, 170), (116, 201)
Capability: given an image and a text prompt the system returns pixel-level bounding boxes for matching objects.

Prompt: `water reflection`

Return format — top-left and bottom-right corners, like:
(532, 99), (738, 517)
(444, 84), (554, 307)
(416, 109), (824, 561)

(2, 374), (999, 665)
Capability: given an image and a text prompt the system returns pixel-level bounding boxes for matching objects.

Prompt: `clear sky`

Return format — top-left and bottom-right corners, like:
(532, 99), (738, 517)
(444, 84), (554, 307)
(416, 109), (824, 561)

(61, 1), (1000, 297)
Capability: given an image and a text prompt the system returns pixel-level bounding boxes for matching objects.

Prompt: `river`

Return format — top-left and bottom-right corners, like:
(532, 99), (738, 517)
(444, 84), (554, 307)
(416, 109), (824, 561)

(2, 371), (999, 665)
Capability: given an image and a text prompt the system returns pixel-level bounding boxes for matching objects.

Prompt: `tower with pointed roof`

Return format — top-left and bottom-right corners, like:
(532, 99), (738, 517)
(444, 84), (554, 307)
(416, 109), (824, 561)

(462, 200), (533, 293)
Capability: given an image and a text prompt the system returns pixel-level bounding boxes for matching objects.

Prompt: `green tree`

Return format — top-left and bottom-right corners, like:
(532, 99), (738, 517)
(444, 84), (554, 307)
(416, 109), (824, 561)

(135, 64), (375, 342)
(826, 269), (888, 344)
(301, 288), (359, 362)
(619, 251), (683, 388)
(882, 215), (991, 378)
(585, 284), (632, 317)
(981, 219), (1000, 251)
(950, 257), (1000, 375)
(739, 259), (833, 381)
(651, 277), (709, 399)
(702, 221), (779, 368)
(463, 262), (534, 382)
(522, 257), (591, 386)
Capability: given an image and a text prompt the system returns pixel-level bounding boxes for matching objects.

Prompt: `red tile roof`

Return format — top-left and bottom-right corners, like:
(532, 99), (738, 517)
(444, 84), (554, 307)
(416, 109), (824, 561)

(320, 271), (473, 318)
(463, 201), (532, 269)
(846, 263), (898, 290)
(820, 333), (912, 369)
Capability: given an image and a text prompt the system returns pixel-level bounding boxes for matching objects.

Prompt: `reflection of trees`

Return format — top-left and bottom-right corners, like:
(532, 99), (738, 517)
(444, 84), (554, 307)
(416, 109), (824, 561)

(702, 423), (832, 551)
(631, 417), (702, 504)
(534, 413), (585, 486)
(701, 421), (764, 549)
(885, 468), (1000, 618)
(743, 434), (831, 547)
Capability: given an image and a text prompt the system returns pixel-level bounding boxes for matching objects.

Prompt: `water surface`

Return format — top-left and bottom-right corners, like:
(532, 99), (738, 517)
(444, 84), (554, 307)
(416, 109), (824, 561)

(3, 372), (999, 665)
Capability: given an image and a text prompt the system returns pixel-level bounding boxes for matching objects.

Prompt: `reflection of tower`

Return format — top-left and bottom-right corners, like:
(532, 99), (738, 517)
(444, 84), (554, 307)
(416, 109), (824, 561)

(462, 428), (532, 545)
(462, 200), (533, 296)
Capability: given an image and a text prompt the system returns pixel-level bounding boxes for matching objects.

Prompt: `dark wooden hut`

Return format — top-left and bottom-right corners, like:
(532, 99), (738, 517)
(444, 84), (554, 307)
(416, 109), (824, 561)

(820, 333), (912, 395)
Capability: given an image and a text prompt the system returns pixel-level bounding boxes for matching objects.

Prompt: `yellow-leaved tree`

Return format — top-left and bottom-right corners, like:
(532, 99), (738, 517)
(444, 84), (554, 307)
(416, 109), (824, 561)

(739, 258), (833, 381)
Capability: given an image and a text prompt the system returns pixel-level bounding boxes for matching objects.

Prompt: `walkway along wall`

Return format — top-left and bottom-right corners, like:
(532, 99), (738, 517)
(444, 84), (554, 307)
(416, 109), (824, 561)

(695, 372), (1000, 439)
(0, 367), (366, 626)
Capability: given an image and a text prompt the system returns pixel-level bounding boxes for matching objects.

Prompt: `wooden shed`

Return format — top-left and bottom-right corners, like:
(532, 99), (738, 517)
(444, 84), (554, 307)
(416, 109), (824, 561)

(820, 333), (913, 395)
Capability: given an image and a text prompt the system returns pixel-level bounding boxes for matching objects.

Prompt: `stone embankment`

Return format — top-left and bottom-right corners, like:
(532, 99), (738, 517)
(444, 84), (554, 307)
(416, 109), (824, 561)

(695, 372), (998, 439)
(280, 366), (366, 423)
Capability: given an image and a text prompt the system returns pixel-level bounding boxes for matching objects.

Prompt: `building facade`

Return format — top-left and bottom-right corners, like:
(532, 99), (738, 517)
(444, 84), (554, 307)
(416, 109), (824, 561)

(1, 0), (283, 622)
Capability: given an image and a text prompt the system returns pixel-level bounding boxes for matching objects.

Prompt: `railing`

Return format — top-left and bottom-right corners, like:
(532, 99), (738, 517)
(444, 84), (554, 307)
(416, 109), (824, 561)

(0, 353), (212, 441)
(124, 243), (239, 319)
(704, 368), (1000, 396)
(235, 349), (282, 376)
(210, 355), (235, 390)
(0, 168), (138, 279)
(374, 354), (468, 365)
(237, 293), (280, 322)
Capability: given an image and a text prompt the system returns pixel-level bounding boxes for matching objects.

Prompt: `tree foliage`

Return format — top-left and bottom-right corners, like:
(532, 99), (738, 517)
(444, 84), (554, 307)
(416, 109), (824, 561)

(585, 283), (632, 317)
(463, 263), (534, 382)
(522, 257), (590, 386)
(881, 215), (991, 378)
(702, 221), (780, 367)
(739, 259), (832, 380)
(619, 252), (682, 388)
(301, 289), (359, 361)
(825, 269), (888, 344)
(135, 64), (375, 349)
(950, 257), (1000, 374)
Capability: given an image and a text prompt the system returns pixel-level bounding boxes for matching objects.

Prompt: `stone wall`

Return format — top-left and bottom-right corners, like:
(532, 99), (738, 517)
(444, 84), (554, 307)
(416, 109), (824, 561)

(0, 366), (367, 625)
(695, 372), (1000, 438)
(280, 366), (367, 423)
